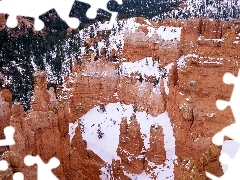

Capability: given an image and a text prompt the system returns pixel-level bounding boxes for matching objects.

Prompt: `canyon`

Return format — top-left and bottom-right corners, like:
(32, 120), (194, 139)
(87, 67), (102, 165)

(1, 16), (240, 179)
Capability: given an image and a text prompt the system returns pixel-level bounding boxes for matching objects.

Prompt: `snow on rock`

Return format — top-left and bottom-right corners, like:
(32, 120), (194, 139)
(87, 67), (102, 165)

(74, 17), (144, 57)
(43, 17), (183, 83)
(118, 57), (162, 78)
(100, 165), (112, 180)
(117, 56), (186, 95)
(146, 25), (182, 42)
(117, 57), (178, 94)
(123, 170), (153, 180)
(73, 17), (182, 60)
(177, 55), (186, 70)
(69, 102), (176, 179)
(163, 62), (174, 94)
(156, 26), (182, 41)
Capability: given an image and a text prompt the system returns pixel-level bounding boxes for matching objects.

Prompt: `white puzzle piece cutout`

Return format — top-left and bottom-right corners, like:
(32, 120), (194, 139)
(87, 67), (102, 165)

(0, 0), (79, 31)
(24, 155), (60, 180)
(0, 160), (8, 171)
(206, 69), (240, 179)
(0, 126), (24, 179)
(0, 126), (15, 146)
(0, 126), (60, 179)
(0, 160), (24, 180)
(0, 0), (122, 30)
(12, 172), (24, 180)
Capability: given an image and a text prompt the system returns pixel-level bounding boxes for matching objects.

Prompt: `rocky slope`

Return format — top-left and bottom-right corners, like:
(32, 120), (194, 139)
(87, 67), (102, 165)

(2, 0), (240, 112)
(1, 16), (240, 179)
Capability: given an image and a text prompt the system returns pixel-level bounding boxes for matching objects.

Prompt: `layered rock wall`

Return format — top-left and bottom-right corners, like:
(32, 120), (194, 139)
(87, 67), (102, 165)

(2, 17), (240, 179)
(63, 58), (167, 122)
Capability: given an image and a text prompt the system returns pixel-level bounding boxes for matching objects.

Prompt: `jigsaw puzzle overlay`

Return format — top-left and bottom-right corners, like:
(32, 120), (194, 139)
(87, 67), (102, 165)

(25, 155), (60, 180)
(206, 70), (240, 179)
(0, 0), (122, 30)
(0, 126), (60, 180)
(0, 126), (15, 146)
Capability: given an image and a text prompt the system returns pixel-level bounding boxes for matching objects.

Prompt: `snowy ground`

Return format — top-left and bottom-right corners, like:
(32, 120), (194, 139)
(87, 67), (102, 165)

(69, 102), (177, 179)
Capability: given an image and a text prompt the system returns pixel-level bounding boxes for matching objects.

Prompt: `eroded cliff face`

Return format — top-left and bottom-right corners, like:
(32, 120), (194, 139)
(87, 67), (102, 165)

(0, 72), (105, 180)
(1, 17), (240, 179)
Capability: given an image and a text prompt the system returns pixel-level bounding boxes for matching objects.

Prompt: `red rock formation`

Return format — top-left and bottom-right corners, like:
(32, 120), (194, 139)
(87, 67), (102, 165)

(2, 17), (240, 179)
(0, 70), (106, 179)
(145, 125), (165, 165)
(69, 124), (105, 179)
(117, 116), (145, 174)
(122, 26), (181, 65)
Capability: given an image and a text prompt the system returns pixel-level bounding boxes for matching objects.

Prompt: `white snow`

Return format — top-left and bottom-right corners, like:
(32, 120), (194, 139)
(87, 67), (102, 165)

(185, 53), (199, 58)
(185, 53), (225, 65)
(203, 61), (223, 65)
(163, 62), (174, 94)
(156, 26), (182, 41)
(177, 55), (186, 70)
(206, 113), (215, 118)
(145, 19), (153, 26)
(204, 38), (223, 42)
(179, 92), (184, 96)
(69, 102), (177, 179)
(118, 57), (162, 78)
(123, 170), (153, 180)
(30, 56), (38, 71)
(100, 165), (112, 180)
(74, 17), (144, 56)
(145, 25), (181, 42)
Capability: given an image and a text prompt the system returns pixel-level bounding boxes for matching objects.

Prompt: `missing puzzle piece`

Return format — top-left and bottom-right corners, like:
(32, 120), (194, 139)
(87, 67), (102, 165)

(0, 127), (24, 180)
(0, 160), (24, 180)
(206, 148), (240, 180)
(206, 70), (240, 179)
(24, 155), (60, 180)
(0, 160), (8, 171)
(0, 0), (122, 30)
(0, 0), (80, 31)
(0, 126), (15, 146)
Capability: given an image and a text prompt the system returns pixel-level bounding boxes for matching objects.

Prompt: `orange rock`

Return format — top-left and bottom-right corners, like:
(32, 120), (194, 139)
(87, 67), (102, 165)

(2, 17), (240, 179)
(145, 125), (165, 165)
(117, 115), (145, 174)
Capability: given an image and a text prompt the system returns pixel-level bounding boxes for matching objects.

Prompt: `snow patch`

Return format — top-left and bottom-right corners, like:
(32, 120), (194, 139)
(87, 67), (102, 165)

(118, 57), (162, 78)
(177, 55), (186, 70)
(69, 102), (177, 179)
(156, 26), (182, 41)
(117, 56), (185, 95)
